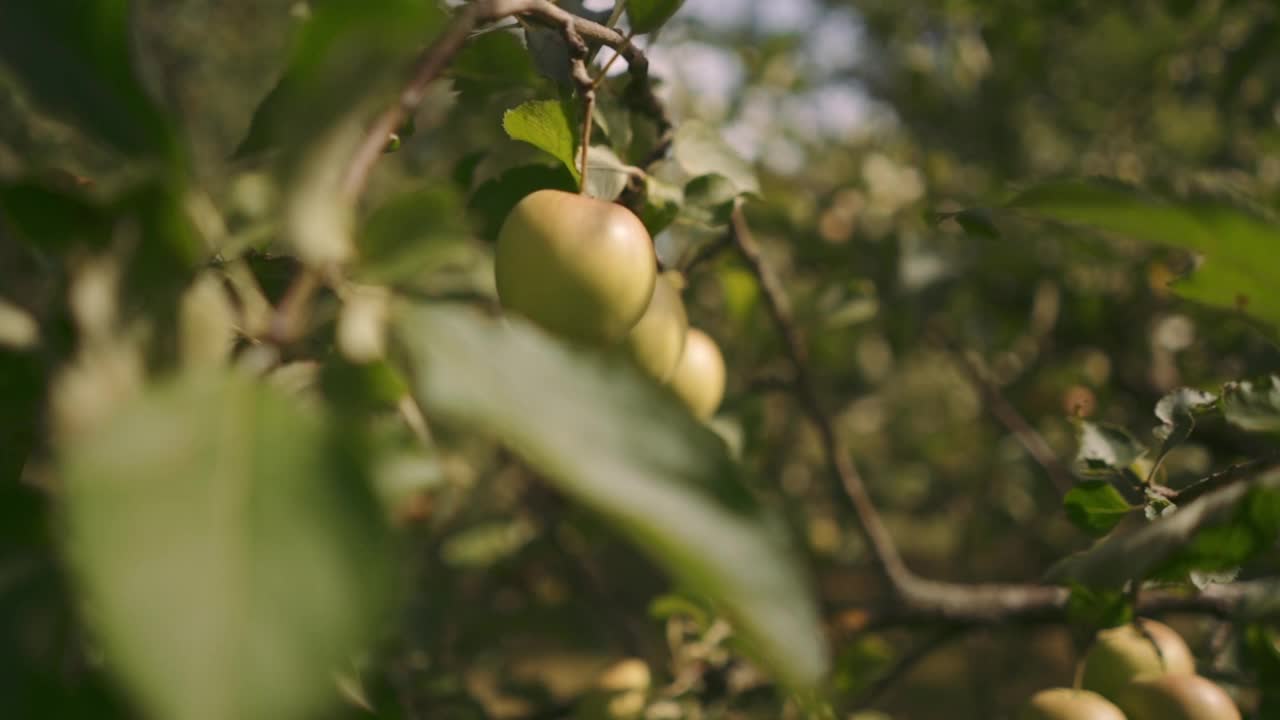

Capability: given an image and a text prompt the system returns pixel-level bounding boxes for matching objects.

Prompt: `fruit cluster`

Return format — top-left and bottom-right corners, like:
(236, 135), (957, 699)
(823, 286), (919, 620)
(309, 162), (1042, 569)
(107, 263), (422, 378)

(1021, 620), (1240, 719)
(495, 190), (726, 419)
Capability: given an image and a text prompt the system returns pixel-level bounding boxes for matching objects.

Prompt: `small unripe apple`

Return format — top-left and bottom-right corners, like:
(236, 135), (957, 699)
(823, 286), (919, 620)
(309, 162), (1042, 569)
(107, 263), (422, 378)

(1081, 620), (1195, 702)
(625, 271), (688, 381)
(1019, 688), (1125, 720)
(495, 189), (657, 344)
(668, 328), (725, 420)
(1116, 675), (1241, 720)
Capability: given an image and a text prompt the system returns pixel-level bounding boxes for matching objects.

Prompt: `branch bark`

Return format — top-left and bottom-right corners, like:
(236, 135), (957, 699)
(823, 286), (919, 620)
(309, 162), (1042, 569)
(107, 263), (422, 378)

(341, 0), (671, 200)
(730, 203), (1280, 640)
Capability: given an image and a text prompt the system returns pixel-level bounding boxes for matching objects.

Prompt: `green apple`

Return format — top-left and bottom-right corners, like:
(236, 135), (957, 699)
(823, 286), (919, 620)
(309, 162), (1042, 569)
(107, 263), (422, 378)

(625, 271), (689, 381)
(495, 189), (657, 344)
(1116, 674), (1240, 720)
(1019, 688), (1125, 720)
(1081, 619), (1195, 702)
(669, 328), (725, 420)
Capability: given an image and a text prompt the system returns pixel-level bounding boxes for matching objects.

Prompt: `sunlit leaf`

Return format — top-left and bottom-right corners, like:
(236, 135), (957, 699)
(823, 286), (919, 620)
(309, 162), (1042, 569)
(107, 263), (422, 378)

(1072, 420), (1146, 479)
(61, 370), (393, 720)
(391, 304), (828, 691)
(582, 145), (633, 201)
(1149, 387), (1219, 478)
(503, 99), (582, 182)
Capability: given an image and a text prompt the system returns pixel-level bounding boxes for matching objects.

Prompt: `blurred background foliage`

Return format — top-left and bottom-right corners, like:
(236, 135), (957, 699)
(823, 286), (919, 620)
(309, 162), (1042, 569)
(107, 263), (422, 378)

(1, 0), (1278, 719)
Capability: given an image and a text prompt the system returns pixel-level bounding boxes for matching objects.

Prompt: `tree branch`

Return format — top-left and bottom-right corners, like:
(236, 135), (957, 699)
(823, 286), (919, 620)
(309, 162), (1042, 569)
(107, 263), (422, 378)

(731, 203), (1280, 638)
(931, 328), (1075, 495)
(341, 0), (671, 200)
(728, 204), (912, 593)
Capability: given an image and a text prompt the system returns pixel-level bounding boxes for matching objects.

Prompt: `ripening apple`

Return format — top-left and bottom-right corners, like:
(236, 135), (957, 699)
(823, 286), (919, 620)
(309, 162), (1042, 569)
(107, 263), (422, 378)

(1081, 620), (1195, 702)
(625, 271), (689, 381)
(1115, 675), (1241, 720)
(495, 189), (657, 344)
(669, 328), (725, 420)
(1019, 688), (1125, 720)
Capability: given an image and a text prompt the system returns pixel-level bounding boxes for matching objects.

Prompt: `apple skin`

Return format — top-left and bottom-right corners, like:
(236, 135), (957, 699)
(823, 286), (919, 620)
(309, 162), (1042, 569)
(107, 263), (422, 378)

(1081, 620), (1195, 702)
(1115, 674), (1241, 720)
(625, 272), (689, 381)
(1019, 688), (1125, 720)
(495, 189), (657, 345)
(669, 328), (725, 420)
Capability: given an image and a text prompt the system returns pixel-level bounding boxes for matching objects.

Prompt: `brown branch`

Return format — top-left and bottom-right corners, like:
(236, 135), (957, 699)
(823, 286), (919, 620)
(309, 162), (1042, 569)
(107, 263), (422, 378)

(341, 0), (672, 200)
(849, 627), (968, 711)
(1174, 455), (1279, 505)
(931, 329), (1075, 495)
(732, 203), (1280, 641)
(728, 204), (912, 592)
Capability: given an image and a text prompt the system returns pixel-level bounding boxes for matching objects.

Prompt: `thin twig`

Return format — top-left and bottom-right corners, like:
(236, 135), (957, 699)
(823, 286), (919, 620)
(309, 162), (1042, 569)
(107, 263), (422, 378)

(931, 328), (1075, 495)
(1174, 455), (1279, 504)
(849, 627), (968, 711)
(342, 0), (671, 200)
(728, 204), (912, 593)
(269, 268), (319, 344)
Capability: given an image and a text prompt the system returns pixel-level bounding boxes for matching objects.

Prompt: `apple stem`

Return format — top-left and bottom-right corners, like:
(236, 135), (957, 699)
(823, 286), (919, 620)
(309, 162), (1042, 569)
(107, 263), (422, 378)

(578, 90), (595, 194)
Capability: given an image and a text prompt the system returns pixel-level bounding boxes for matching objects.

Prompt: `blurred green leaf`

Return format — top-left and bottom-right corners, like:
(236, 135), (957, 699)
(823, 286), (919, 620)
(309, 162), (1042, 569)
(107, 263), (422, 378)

(61, 370), (394, 720)
(391, 304), (829, 691)
(467, 163), (578, 242)
(1150, 387), (1219, 478)
(1220, 375), (1280, 434)
(502, 99), (582, 182)
(236, 0), (446, 158)
(1072, 420), (1146, 479)
(1064, 481), (1134, 537)
(582, 145), (632, 201)
(356, 186), (472, 284)
(681, 173), (739, 228)
(0, 181), (111, 253)
(627, 0), (687, 34)
(0, 0), (177, 160)
(449, 29), (541, 100)
(1065, 585), (1132, 629)
(1008, 180), (1280, 332)
(953, 209), (1000, 239)
(672, 121), (759, 196)
(639, 173), (683, 237)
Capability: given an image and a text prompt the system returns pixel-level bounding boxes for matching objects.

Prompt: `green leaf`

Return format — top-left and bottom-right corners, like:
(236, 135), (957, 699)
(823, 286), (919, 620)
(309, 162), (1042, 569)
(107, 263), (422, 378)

(639, 174), (683, 237)
(1007, 180), (1280, 332)
(627, 0), (688, 34)
(1150, 387), (1219, 478)
(582, 145), (633, 201)
(61, 370), (393, 720)
(672, 121), (760, 196)
(1064, 585), (1132, 629)
(1072, 420), (1146, 479)
(1220, 375), (1280, 434)
(449, 29), (542, 100)
(391, 304), (829, 691)
(0, 0), (177, 159)
(681, 173), (740, 228)
(502, 99), (582, 182)
(467, 163), (578, 242)
(1064, 481), (1134, 537)
(355, 186), (472, 284)
(236, 0), (446, 158)
(953, 209), (1001, 239)
(1045, 465), (1280, 587)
